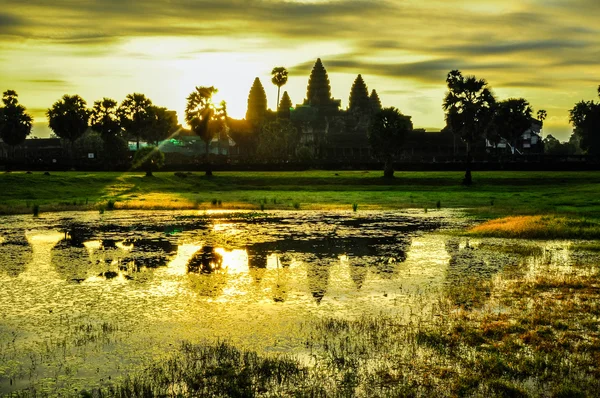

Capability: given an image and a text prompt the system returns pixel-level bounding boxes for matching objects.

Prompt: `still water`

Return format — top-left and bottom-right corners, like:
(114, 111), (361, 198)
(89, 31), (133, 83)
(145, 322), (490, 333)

(0, 210), (581, 394)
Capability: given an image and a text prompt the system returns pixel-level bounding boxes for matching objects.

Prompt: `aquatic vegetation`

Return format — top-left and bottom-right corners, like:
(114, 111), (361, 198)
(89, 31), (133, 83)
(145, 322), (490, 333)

(96, 256), (600, 396)
(468, 215), (600, 239)
(1, 210), (599, 396)
(100, 342), (311, 397)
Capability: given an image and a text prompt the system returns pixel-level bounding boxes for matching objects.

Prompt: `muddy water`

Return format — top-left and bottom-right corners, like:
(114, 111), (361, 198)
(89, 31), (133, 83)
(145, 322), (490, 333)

(0, 210), (589, 394)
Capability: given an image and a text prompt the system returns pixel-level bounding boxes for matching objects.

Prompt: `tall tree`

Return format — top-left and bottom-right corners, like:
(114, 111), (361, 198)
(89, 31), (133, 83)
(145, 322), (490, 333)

(349, 74), (370, 114)
(537, 109), (547, 139)
(146, 106), (179, 145)
(90, 98), (120, 140)
(369, 89), (382, 113)
(47, 94), (90, 166)
(442, 70), (496, 185)
(368, 107), (413, 178)
(493, 98), (533, 155)
(186, 86), (219, 176)
(537, 109), (547, 123)
(569, 87), (600, 154)
(271, 67), (288, 115)
(246, 78), (268, 127)
(0, 90), (33, 156)
(278, 91), (292, 119)
(117, 93), (153, 150)
(209, 100), (229, 158)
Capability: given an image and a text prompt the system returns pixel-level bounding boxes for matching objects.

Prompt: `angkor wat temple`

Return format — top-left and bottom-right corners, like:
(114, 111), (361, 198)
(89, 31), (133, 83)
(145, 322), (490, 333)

(237, 58), (463, 163)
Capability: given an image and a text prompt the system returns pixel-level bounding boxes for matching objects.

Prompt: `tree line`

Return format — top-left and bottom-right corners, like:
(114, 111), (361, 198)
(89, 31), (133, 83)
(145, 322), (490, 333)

(0, 67), (599, 181)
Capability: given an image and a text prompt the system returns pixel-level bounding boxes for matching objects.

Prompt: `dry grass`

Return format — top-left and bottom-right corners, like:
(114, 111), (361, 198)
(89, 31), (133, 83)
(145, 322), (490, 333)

(468, 215), (600, 239)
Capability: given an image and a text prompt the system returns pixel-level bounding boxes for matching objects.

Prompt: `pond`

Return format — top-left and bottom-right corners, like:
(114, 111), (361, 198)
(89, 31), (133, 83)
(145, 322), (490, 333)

(0, 210), (586, 395)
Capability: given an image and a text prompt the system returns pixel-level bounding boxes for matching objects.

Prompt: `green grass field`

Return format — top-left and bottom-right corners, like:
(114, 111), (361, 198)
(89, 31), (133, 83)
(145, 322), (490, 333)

(2, 170), (600, 218)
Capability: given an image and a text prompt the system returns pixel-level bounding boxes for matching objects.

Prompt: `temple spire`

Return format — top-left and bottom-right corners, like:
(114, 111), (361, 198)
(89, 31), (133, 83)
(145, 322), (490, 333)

(349, 74), (370, 114)
(278, 91), (292, 119)
(370, 89), (382, 113)
(246, 77), (267, 126)
(305, 58), (333, 106)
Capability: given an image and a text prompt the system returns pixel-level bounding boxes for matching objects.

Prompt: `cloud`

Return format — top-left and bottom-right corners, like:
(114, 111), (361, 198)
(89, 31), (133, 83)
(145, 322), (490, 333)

(498, 81), (557, 89)
(1, 0), (598, 141)
(0, 0), (395, 44)
(290, 56), (521, 85)
(442, 39), (591, 57)
(25, 79), (69, 85)
(0, 12), (21, 28)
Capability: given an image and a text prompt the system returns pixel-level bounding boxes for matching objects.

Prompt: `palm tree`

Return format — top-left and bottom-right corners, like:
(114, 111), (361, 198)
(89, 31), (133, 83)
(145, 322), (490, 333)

(537, 109), (547, 122)
(90, 98), (120, 140)
(117, 93), (153, 150)
(443, 70), (496, 185)
(537, 109), (547, 138)
(0, 90), (33, 160)
(47, 94), (90, 168)
(185, 86), (219, 176)
(271, 67), (288, 116)
(368, 107), (413, 178)
(493, 98), (533, 155)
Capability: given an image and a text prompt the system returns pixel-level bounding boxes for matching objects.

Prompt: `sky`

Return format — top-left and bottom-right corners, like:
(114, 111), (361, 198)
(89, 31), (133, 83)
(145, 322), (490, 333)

(0, 0), (599, 141)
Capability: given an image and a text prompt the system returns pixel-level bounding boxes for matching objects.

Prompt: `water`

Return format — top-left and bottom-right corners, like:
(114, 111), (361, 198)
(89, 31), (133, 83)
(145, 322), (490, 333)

(0, 210), (589, 395)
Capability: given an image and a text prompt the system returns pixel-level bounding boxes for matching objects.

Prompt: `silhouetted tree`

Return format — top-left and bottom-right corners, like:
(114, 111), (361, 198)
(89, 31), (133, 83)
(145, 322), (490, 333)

(0, 90), (33, 157)
(118, 93), (153, 150)
(246, 78), (268, 127)
(132, 145), (164, 177)
(349, 74), (370, 114)
(278, 91), (292, 119)
(208, 100), (229, 157)
(90, 98), (120, 140)
(569, 87), (600, 154)
(256, 119), (299, 161)
(368, 107), (413, 178)
(90, 98), (125, 167)
(568, 132), (583, 154)
(146, 106), (179, 145)
(537, 109), (547, 123)
(271, 67), (288, 116)
(370, 89), (382, 113)
(443, 70), (496, 185)
(493, 98), (532, 155)
(543, 134), (570, 155)
(185, 86), (219, 176)
(47, 94), (90, 166)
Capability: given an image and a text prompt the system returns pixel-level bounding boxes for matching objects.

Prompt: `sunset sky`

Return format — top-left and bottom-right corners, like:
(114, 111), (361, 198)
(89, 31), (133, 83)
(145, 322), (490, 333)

(0, 0), (598, 141)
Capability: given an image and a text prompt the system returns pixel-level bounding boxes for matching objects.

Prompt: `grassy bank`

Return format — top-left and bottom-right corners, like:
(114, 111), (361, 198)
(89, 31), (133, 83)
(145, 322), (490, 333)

(2, 170), (600, 218)
(466, 215), (600, 239)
